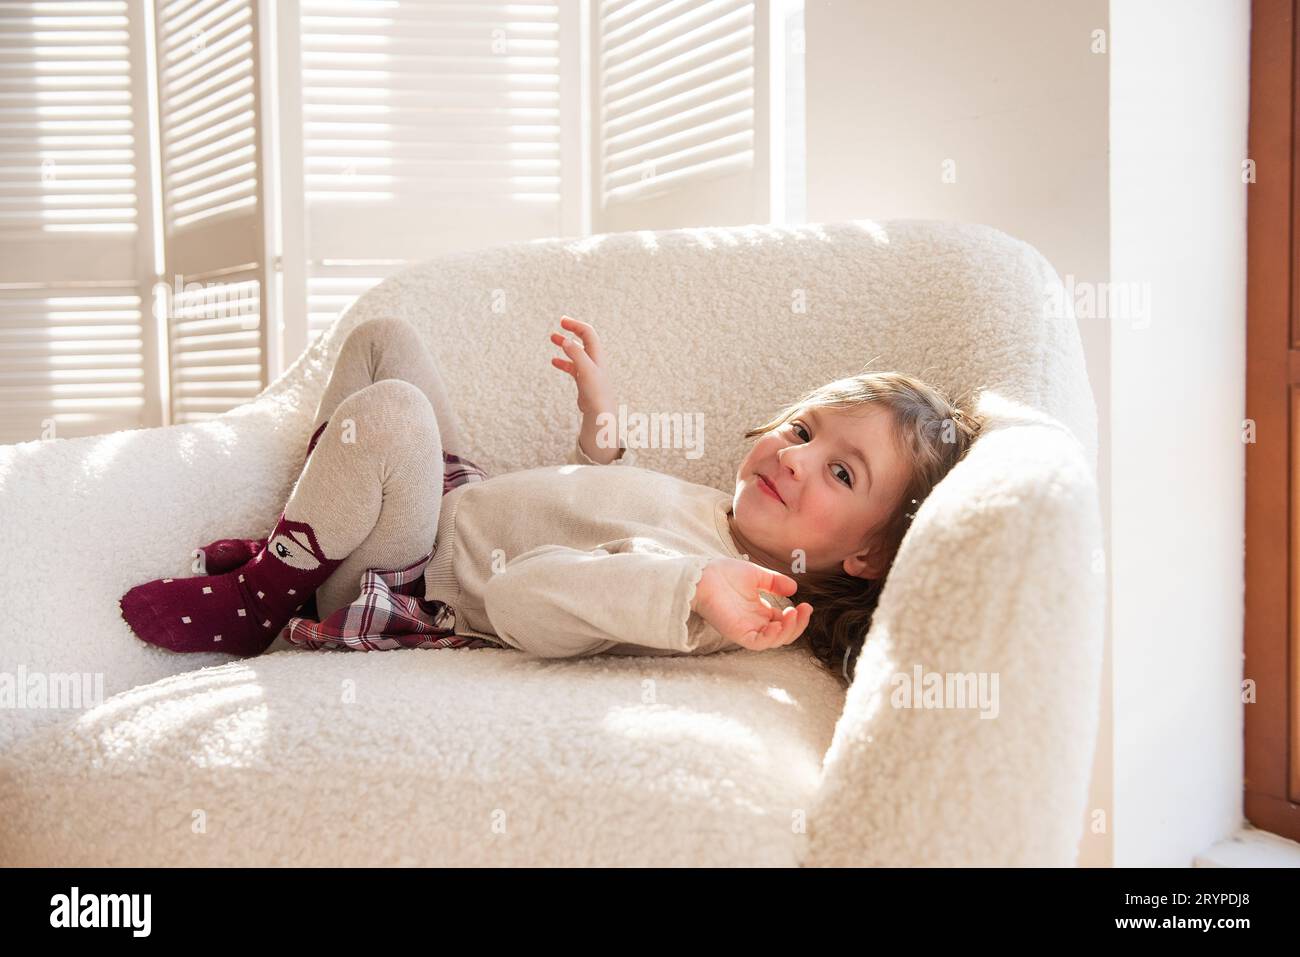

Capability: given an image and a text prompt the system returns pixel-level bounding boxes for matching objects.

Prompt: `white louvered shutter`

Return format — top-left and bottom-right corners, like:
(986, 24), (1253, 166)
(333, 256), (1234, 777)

(593, 0), (770, 232)
(0, 0), (159, 444)
(153, 0), (270, 424)
(295, 0), (576, 344)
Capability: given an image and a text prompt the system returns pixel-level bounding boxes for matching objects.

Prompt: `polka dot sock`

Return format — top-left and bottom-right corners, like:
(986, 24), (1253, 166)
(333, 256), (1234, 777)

(120, 511), (344, 657)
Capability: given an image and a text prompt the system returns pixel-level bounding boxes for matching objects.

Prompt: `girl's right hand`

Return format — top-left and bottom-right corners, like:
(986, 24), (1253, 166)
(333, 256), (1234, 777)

(690, 557), (813, 651)
(549, 315), (615, 419)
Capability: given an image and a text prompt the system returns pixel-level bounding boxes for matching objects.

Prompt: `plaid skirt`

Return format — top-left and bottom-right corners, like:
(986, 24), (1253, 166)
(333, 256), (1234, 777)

(282, 451), (501, 652)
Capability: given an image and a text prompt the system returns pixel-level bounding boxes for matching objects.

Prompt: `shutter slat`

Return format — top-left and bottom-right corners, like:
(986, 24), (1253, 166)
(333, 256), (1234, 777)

(166, 90), (252, 145)
(604, 108), (752, 175)
(161, 0), (241, 56)
(602, 0), (750, 79)
(168, 160), (255, 203)
(161, 124), (252, 178)
(166, 72), (251, 130)
(605, 82), (750, 151)
(597, 0), (756, 208)
(0, 284), (144, 443)
(160, 0), (227, 38)
(301, 88), (559, 108)
(168, 141), (252, 187)
(0, 0), (136, 235)
(306, 266), (392, 343)
(605, 139), (751, 197)
(160, 10), (249, 75)
(156, 0), (257, 231)
(604, 30), (750, 110)
(299, 0), (564, 297)
(163, 54), (245, 114)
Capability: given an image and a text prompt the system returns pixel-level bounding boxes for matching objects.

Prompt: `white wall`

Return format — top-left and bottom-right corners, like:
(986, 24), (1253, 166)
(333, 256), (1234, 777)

(804, 0), (1113, 865)
(1109, 0), (1248, 866)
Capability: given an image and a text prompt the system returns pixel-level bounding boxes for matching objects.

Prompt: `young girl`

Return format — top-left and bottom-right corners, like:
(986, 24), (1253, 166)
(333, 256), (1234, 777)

(119, 314), (981, 683)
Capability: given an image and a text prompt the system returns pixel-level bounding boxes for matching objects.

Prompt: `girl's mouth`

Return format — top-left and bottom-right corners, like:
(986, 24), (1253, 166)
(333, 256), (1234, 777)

(757, 473), (784, 504)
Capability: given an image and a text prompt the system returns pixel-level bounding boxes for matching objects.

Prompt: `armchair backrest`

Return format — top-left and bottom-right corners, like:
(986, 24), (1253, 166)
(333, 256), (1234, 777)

(270, 219), (1097, 488)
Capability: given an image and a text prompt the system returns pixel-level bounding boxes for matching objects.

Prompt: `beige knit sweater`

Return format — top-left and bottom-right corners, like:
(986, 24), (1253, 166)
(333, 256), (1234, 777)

(423, 436), (794, 658)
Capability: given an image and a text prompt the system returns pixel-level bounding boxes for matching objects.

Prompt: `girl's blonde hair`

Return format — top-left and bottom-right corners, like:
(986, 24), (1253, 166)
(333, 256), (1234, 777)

(741, 369), (984, 685)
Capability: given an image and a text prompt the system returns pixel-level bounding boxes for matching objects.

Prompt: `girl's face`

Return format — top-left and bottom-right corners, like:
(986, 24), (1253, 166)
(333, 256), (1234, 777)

(727, 403), (912, 579)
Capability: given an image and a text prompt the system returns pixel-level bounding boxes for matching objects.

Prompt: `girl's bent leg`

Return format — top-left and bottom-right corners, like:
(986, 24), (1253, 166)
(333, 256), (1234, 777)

(121, 379), (445, 656)
(195, 318), (459, 583)
(305, 380), (446, 620)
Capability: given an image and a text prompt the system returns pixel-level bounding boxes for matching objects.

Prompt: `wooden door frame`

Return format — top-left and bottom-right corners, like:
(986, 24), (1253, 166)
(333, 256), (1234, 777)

(1245, 0), (1300, 843)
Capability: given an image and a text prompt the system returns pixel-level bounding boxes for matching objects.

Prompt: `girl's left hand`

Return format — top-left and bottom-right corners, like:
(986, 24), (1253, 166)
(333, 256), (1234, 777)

(549, 315), (615, 419)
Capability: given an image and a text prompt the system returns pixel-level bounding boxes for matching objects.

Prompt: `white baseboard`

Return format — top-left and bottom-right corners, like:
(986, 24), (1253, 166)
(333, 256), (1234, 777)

(1194, 825), (1300, 868)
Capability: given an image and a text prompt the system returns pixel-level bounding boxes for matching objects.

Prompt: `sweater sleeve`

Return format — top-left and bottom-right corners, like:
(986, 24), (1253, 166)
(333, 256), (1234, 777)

(481, 539), (717, 658)
(567, 433), (638, 468)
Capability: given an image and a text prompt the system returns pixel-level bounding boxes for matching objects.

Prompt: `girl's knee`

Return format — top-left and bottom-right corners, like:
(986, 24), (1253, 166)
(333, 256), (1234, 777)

(333, 379), (439, 441)
(345, 315), (420, 354)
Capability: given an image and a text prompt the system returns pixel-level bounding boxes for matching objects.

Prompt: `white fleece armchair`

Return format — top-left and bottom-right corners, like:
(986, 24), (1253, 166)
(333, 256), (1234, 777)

(0, 220), (1103, 867)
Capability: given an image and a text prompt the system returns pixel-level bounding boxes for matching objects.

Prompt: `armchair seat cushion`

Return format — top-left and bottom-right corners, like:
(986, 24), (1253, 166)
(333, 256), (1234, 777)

(0, 644), (840, 866)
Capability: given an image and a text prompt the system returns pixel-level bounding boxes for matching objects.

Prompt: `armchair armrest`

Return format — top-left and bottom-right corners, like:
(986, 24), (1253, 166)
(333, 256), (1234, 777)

(804, 402), (1105, 866)
(0, 330), (337, 751)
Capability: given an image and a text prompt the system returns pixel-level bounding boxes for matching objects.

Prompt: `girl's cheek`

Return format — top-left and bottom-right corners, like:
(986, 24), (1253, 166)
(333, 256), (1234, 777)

(802, 499), (836, 536)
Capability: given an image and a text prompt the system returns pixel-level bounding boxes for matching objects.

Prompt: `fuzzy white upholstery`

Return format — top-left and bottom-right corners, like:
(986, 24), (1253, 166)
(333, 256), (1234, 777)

(0, 220), (1103, 866)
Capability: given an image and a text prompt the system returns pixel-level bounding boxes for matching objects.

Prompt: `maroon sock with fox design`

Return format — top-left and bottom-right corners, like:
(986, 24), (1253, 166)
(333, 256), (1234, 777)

(121, 509), (344, 657)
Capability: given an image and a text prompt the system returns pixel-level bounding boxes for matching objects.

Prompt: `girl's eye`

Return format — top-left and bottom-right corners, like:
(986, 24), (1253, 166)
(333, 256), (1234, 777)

(790, 421), (852, 487)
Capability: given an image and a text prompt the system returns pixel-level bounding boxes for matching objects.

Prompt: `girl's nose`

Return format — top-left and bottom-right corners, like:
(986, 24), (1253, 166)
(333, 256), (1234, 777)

(777, 445), (803, 480)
